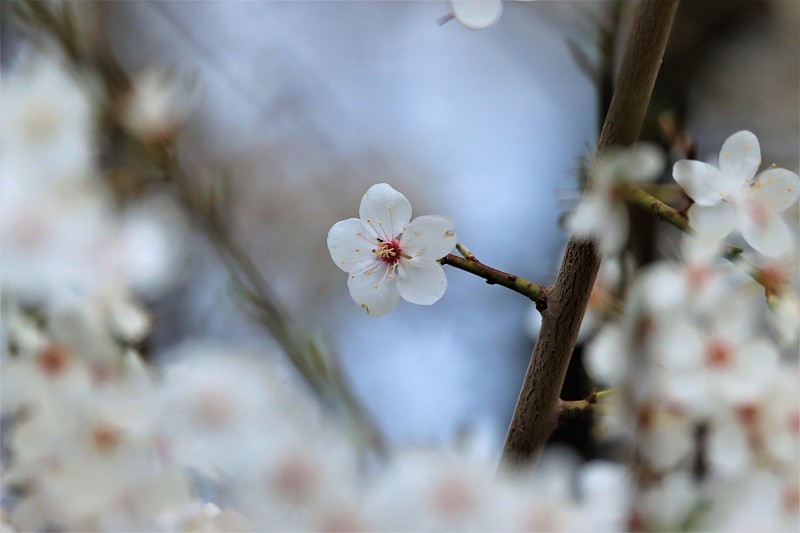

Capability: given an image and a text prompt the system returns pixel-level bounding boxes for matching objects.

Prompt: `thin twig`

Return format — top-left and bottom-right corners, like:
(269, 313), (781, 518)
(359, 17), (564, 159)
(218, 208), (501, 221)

(558, 388), (617, 422)
(623, 183), (786, 295)
(439, 250), (547, 309)
(622, 183), (690, 231)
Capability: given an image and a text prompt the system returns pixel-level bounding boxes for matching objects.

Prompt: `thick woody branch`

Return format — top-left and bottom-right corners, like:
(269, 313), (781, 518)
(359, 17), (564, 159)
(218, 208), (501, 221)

(501, 0), (680, 467)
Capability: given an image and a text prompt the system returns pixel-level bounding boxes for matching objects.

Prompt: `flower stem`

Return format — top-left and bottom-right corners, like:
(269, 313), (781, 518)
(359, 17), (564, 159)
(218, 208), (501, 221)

(455, 242), (478, 262)
(622, 183), (783, 294)
(558, 388), (617, 422)
(439, 248), (547, 308)
(621, 184), (689, 231)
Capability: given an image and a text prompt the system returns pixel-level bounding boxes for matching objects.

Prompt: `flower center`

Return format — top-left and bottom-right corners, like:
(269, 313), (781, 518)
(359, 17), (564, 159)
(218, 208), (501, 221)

(37, 344), (71, 377)
(92, 423), (122, 454)
(705, 340), (731, 368)
(375, 239), (403, 266)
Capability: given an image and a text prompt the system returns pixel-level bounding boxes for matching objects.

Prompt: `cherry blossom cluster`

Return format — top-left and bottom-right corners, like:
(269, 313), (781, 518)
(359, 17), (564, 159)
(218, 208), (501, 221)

(548, 134), (799, 530)
(1, 308), (250, 531)
(4, 9), (800, 531)
(584, 233), (799, 531)
(1, 52), (184, 304)
(2, 300), (632, 532)
(0, 46), (627, 532)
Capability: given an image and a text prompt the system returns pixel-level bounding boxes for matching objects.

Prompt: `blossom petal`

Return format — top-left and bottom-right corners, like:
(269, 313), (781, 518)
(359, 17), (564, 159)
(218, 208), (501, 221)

(585, 325), (626, 385)
(567, 194), (606, 237)
(636, 263), (686, 315)
(707, 288), (760, 343)
(718, 130), (761, 184)
(400, 215), (456, 260)
(451, 0), (502, 31)
(347, 263), (399, 317)
(640, 423), (693, 471)
(656, 318), (704, 371)
(598, 203), (629, 257)
(327, 218), (375, 273)
(739, 207), (793, 257)
(720, 339), (779, 403)
(687, 203), (736, 240)
(707, 416), (751, 478)
(567, 195), (628, 256)
(749, 168), (800, 212)
(396, 257), (447, 305)
(615, 143), (665, 183)
(358, 183), (412, 241)
(672, 160), (726, 206)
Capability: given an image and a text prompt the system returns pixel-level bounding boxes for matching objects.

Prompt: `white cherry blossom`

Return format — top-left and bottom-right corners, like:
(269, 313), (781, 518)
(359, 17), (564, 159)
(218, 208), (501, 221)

(567, 144), (665, 256)
(327, 183), (456, 316)
(656, 300), (779, 417)
(673, 130), (800, 257)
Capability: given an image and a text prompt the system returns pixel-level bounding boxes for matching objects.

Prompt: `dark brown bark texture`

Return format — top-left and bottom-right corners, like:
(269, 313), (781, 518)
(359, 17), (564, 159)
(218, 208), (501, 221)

(501, 0), (680, 467)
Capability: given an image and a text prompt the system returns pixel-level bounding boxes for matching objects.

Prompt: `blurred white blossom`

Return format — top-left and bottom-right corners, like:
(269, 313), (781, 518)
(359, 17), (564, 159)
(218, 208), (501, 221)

(121, 68), (194, 144)
(567, 144), (665, 256)
(450, 0), (503, 31)
(1, 52), (96, 182)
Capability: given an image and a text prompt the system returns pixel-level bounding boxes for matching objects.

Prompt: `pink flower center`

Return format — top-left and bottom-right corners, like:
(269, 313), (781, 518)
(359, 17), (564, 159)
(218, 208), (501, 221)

(92, 422), (122, 454)
(272, 454), (319, 503)
(375, 239), (403, 266)
(686, 265), (712, 290)
(37, 344), (71, 377)
(788, 410), (800, 435)
(736, 404), (759, 426)
(705, 340), (731, 368)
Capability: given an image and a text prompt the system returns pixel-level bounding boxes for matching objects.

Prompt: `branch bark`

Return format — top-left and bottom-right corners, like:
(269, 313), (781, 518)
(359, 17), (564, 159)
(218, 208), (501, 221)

(440, 253), (547, 307)
(501, 0), (680, 467)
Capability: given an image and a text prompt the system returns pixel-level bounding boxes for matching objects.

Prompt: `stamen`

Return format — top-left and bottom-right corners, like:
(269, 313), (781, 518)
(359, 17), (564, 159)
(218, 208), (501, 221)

(374, 238), (404, 266)
(365, 218), (386, 241)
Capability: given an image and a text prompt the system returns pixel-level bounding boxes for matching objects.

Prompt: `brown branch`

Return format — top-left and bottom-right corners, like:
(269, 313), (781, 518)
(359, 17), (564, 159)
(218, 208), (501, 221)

(501, 0), (680, 468)
(439, 251), (547, 308)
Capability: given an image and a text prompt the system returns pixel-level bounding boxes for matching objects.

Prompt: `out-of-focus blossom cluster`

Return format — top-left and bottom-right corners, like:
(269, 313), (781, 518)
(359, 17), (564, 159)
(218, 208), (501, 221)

(585, 232), (799, 531)
(3, 22), (799, 532)
(1, 302), (631, 531)
(0, 48), (630, 532)
(563, 137), (799, 530)
(0, 52), (184, 303)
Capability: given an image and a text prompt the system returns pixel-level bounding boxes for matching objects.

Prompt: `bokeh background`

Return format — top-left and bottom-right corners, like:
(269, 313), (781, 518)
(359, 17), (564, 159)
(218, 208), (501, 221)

(6, 0), (796, 453)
